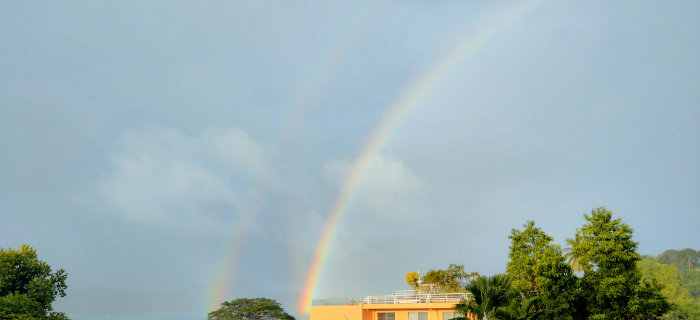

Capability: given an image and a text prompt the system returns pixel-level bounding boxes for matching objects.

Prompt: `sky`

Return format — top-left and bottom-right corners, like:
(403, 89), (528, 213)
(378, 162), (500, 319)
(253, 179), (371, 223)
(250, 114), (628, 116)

(1, 0), (699, 319)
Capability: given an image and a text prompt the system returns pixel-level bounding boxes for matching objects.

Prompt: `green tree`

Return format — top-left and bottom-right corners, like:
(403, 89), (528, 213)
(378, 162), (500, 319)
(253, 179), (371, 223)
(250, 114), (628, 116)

(0, 245), (69, 320)
(679, 269), (700, 318)
(658, 249), (699, 271)
(208, 298), (294, 320)
(680, 268), (700, 304)
(0, 293), (45, 320)
(495, 296), (541, 320)
(423, 264), (478, 292)
(637, 256), (696, 319)
(638, 256), (692, 305)
(577, 207), (670, 319)
(562, 234), (585, 273)
(406, 271), (420, 290)
(506, 221), (578, 319)
(454, 274), (515, 320)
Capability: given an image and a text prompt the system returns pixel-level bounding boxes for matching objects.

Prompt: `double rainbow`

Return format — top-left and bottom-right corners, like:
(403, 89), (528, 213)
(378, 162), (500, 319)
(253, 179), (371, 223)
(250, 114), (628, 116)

(298, 0), (546, 314)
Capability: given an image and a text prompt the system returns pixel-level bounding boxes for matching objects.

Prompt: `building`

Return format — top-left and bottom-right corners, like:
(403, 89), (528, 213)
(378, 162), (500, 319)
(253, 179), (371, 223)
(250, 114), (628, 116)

(310, 285), (474, 320)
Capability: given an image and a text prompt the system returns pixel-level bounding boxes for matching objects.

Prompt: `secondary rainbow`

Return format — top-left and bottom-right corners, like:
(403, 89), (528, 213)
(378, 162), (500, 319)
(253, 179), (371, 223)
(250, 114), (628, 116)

(277, 0), (390, 146)
(205, 1), (389, 312)
(298, 0), (546, 314)
(207, 195), (261, 311)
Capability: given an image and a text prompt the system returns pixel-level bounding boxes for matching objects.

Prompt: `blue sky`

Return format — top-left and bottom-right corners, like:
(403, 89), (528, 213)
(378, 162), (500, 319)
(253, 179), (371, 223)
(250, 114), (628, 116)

(1, 1), (699, 318)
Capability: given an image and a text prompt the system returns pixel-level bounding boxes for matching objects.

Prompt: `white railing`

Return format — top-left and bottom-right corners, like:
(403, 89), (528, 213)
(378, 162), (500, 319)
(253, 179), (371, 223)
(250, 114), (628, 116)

(312, 297), (363, 306)
(362, 290), (470, 304)
(426, 292), (471, 303)
(363, 295), (397, 304)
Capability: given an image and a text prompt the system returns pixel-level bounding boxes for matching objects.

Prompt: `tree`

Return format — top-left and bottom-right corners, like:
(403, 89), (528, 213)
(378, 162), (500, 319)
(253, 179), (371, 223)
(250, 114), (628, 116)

(679, 269), (700, 318)
(562, 234), (585, 273)
(0, 293), (45, 320)
(495, 295), (541, 320)
(638, 256), (696, 319)
(208, 298), (294, 320)
(638, 256), (692, 305)
(423, 264), (478, 292)
(506, 221), (578, 319)
(658, 249), (699, 271)
(406, 272), (420, 290)
(454, 274), (515, 320)
(0, 244), (69, 320)
(577, 207), (670, 319)
(680, 268), (700, 304)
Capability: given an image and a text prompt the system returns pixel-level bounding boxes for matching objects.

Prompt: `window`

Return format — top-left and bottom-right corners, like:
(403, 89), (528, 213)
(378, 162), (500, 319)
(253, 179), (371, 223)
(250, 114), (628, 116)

(377, 312), (395, 320)
(442, 311), (457, 320)
(408, 312), (428, 320)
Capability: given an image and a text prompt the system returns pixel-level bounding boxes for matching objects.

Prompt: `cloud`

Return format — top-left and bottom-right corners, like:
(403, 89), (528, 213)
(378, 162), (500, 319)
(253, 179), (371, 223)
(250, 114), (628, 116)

(99, 126), (274, 233)
(322, 154), (426, 220)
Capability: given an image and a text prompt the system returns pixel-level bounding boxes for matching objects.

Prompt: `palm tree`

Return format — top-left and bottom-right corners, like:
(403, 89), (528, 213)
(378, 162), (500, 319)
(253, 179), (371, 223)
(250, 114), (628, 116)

(454, 274), (514, 320)
(563, 233), (584, 272)
(495, 296), (541, 320)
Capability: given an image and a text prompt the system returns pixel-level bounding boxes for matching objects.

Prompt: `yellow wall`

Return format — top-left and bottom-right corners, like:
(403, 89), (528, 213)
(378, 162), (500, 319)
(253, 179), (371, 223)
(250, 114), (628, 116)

(310, 303), (469, 320)
(310, 304), (364, 320)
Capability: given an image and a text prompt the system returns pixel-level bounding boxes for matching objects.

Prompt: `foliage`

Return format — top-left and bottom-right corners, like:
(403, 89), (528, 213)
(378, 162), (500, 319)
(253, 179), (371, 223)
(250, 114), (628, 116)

(562, 234), (585, 273)
(506, 221), (578, 319)
(680, 269), (700, 303)
(655, 249), (700, 319)
(658, 249), (699, 271)
(0, 293), (44, 320)
(406, 272), (420, 290)
(638, 255), (700, 319)
(495, 295), (541, 320)
(454, 274), (514, 320)
(0, 245), (69, 320)
(638, 256), (693, 305)
(577, 207), (670, 319)
(423, 264), (478, 292)
(630, 278), (676, 318)
(208, 297), (294, 320)
(506, 221), (553, 295)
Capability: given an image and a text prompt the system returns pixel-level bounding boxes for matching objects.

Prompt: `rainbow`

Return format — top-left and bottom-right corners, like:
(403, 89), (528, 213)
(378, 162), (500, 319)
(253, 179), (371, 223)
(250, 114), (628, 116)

(298, 0), (546, 314)
(206, 1), (389, 312)
(277, 0), (390, 146)
(207, 197), (260, 311)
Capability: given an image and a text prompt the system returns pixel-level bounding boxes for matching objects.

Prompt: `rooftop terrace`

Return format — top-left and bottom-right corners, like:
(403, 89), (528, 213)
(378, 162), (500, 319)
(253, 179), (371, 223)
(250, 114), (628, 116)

(312, 290), (471, 306)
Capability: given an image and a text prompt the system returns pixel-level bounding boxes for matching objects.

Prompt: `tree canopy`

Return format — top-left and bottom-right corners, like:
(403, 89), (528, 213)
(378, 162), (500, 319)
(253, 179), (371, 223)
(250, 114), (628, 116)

(420, 264), (478, 292)
(506, 221), (577, 319)
(454, 274), (515, 320)
(576, 207), (670, 319)
(499, 207), (672, 319)
(639, 254), (700, 319)
(0, 244), (69, 320)
(658, 249), (699, 271)
(562, 234), (585, 273)
(434, 207), (679, 319)
(208, 297), (294, 320)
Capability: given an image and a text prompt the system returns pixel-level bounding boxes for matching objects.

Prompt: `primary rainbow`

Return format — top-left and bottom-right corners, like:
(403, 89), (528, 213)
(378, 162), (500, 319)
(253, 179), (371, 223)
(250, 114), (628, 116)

(298, 0), (546, 314)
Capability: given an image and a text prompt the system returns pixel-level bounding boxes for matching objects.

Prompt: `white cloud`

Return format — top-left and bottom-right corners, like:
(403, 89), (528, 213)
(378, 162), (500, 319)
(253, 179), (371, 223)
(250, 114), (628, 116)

(322, 154), (426, 220)
(206, 127), (275, 178)
(99, 126), (274, 233)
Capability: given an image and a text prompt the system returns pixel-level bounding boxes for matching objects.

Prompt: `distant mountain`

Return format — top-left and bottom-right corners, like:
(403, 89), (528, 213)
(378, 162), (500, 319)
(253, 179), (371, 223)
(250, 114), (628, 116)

(54, 281), (266, 315)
